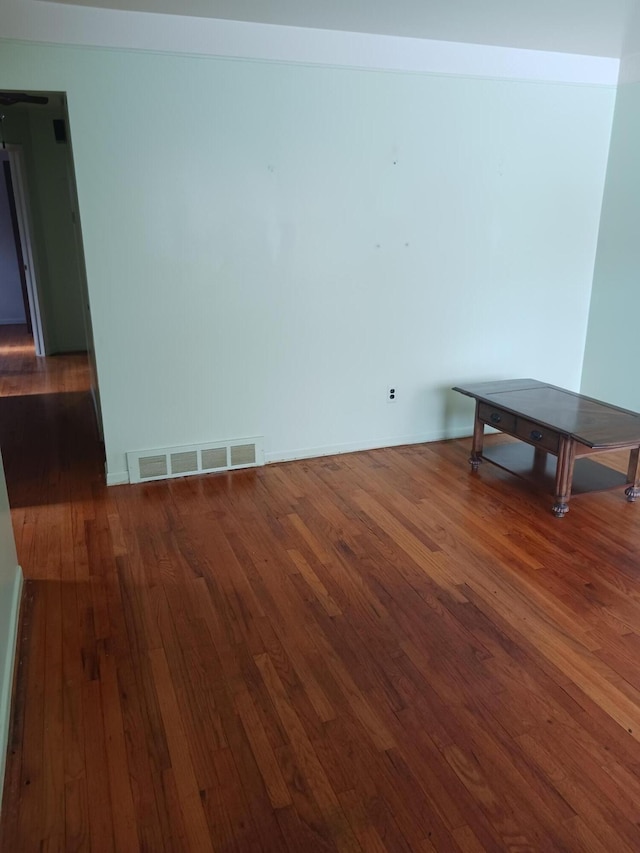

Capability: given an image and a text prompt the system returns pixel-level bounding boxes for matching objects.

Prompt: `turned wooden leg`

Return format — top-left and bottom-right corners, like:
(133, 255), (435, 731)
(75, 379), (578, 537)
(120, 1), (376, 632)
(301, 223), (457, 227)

(625, 447), (640, 501)
(552, 438), (576, 518)
(469, 403), (484, 471)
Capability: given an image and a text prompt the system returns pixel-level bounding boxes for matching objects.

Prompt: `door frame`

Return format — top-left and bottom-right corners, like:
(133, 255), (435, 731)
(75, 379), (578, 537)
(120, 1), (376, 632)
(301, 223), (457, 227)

(2, 159), (32, 335)
(5, 145), (46, 356)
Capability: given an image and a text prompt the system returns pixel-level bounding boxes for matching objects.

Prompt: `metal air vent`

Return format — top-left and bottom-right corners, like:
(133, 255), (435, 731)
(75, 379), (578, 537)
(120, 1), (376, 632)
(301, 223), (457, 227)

(127, 437), (263, 484)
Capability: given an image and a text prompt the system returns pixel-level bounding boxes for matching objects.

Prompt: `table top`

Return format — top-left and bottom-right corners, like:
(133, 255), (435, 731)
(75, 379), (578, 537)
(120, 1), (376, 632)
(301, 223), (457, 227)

(453, 379), (640, 449)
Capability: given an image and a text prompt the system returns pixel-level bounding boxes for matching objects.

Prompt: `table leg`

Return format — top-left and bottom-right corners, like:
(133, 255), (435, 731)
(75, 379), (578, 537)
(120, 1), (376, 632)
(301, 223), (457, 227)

(469, 403), (484, 471)
(552, 437), (576, 518)
(533, 447), (547, 476)
(625, 447), (640, 501)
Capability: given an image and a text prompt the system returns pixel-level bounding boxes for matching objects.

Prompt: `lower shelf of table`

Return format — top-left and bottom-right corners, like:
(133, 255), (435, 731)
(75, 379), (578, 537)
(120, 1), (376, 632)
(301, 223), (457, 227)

(482, 442), (627, 496)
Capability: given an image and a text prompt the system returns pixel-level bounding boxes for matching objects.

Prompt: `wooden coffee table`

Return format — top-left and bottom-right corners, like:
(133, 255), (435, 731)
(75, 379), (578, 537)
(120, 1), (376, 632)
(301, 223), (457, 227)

(453, 379), (640, 517)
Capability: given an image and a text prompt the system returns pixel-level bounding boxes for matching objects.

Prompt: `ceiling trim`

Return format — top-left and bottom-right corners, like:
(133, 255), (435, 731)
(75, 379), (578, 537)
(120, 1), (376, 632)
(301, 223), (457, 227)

(2, 0), (619, 85)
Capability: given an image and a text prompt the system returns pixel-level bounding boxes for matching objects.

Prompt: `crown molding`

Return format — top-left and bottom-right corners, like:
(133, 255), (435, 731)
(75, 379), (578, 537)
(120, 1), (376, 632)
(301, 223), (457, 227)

(1, 0), (620, 84)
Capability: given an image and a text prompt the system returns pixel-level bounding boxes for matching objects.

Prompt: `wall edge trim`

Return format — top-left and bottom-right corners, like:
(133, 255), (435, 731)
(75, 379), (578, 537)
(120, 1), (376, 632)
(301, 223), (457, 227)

(0, 564), (23, 814)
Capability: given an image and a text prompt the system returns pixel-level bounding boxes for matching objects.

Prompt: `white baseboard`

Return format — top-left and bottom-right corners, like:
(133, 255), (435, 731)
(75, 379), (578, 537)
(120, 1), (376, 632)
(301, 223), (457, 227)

(264, 427), (472, 465)
(106, 429), (474, 483)
(106, 470), (130, 486)
(0, 565), (23, 812)
(0, 318), (27, 326)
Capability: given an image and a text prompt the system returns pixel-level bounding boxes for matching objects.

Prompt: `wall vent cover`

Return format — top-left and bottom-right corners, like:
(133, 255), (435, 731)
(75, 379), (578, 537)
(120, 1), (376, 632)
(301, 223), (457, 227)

(127, 437), (263, 484)
(138, 454), (168, 480)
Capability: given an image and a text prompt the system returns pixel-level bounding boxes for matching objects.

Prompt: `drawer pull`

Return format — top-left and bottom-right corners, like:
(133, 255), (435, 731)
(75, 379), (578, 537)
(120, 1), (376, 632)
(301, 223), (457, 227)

(530, 430), (544, 441)
(490, 413), (502, 424)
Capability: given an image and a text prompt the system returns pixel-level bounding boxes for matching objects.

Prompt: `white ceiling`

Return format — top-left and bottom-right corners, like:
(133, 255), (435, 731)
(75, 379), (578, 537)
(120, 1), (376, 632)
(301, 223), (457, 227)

(44, 0), (638, 58)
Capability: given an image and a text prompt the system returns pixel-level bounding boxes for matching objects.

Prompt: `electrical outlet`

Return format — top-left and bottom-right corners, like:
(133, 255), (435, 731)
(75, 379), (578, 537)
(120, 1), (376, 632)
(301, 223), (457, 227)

(387, 386), (397, 403)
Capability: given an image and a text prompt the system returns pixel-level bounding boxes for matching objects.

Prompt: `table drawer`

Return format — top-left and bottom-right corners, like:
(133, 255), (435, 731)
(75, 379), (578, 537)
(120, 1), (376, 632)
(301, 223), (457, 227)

(516, 417), (560, 453)
(478, 403), (516, 433)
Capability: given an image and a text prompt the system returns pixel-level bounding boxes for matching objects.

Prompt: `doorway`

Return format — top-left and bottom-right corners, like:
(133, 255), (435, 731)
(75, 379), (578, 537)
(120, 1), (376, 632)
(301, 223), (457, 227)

(0, 90), (103, 443)
(0, 154), (29, 335)
(1, 146), (45, 355)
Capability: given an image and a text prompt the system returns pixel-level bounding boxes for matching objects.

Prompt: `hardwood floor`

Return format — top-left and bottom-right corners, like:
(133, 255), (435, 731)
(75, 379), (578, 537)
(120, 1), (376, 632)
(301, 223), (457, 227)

(3, 324), (640, 851)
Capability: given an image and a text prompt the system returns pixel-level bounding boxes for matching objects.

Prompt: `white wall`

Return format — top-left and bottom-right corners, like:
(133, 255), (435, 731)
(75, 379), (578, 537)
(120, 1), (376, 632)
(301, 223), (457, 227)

(582, 8), (640, 408)
(0, 35), (616, 481)
(0, 449), (22, 809)
(0, 153), (26, 325)
(581, 81), (640, 408)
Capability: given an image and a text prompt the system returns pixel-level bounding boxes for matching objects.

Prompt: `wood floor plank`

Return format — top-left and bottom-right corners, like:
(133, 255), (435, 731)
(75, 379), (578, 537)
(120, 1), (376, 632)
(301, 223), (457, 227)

(255, 652), (362, 853)
(233, 686), (292, 810)
(16, 582), (47, 849)
(42, 579), (65, 852)
(98, 644), (140, 853)
(148, 647), (215, 853)
(82, 678), (116, 853)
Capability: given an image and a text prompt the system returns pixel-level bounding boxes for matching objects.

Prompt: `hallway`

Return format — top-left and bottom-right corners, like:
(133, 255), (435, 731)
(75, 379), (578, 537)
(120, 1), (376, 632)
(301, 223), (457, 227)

(4, 324), (640, 851)
(0, 324), (99, 514)
(0, 324), (106, 850)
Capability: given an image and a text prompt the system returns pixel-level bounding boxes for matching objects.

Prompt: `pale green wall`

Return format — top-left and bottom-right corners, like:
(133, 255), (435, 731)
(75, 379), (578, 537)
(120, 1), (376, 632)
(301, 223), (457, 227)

(0, 449), (22, 809)
(2, 106), (87, 353)
(0, 40), (615, 479)
(581, 81), (640, 408)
